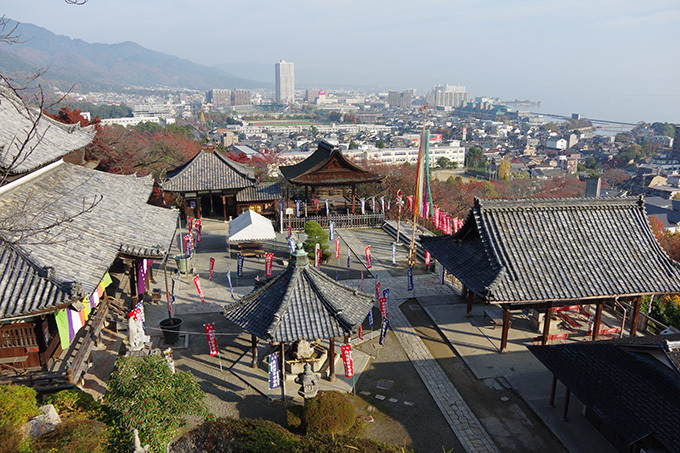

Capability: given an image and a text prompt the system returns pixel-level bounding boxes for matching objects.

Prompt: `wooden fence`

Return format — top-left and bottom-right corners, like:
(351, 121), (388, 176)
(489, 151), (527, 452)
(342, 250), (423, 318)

(285, 213), (385, 231)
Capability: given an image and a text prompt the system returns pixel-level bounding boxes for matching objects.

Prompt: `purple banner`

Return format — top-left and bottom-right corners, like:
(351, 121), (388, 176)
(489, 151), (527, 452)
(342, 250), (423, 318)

(268, 352), (280, 389)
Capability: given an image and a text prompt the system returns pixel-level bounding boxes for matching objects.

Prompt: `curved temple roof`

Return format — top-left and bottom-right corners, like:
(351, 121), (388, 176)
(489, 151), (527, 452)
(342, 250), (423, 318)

(421, 196), (680, 303)
(224, 249), (374, 342)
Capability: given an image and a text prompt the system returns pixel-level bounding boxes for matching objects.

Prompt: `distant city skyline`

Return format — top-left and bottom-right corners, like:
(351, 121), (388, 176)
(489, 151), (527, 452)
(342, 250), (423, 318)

(1, 1), (679, 123)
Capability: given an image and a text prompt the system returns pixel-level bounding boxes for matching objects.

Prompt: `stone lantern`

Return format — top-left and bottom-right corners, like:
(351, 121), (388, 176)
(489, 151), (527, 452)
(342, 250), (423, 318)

(295, 363), (319, 399)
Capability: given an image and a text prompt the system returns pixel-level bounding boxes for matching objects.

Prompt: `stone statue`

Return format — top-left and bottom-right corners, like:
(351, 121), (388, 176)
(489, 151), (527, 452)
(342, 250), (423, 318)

(132, 429), (150, 452)
(163, 347), (175, 374)
(128, 308), (149, 352)
(290, 339), (315, 360)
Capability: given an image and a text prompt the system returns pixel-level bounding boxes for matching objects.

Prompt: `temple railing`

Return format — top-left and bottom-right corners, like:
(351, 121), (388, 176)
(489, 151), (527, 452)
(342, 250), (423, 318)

(284, 213), (385, 231)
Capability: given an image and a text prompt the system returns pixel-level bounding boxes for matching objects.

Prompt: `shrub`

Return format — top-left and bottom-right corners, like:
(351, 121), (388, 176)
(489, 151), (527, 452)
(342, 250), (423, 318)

(44, 388), (102, 421)
(303, 391), (356, 435)
(103, 354), (209, 452)
(32, 420), (108, 453)
(172, 417), (409, 453)
(286, 404), (304, 431)
(303, 221), (329, 261)
(0, 384), (39, 453)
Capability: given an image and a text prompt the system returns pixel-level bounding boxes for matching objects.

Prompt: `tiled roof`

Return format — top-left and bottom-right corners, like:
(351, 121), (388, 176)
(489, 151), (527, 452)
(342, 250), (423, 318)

(0, 84), (95, 176)
(421, 197), (680, 303)
(0, 161), (178, 318)
(0, 246), (71, 318)
(224, 261), (374, 343)
(235, 182), (282, 202)
(279, 141), (381, 186)
(529, 335), (680, 451)
(161, 150), (256, 193)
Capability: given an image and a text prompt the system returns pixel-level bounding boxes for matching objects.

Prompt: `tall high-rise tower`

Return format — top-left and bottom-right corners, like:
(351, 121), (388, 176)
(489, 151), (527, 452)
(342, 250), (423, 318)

(275, 60), (295, 104)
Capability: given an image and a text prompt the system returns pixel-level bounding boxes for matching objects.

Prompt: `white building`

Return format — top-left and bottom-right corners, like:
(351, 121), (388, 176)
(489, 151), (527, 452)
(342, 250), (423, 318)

(275, 60), (295, 104)
(546, 137), (568, 150)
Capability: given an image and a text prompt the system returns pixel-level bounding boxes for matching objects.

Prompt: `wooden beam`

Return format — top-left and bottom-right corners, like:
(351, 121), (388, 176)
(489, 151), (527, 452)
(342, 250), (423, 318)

(561, 387), (571, 421)
(251, 335), (258, 368)
(500, 308), (511, 352)
(328, 337), (336, 382)
(592, 303), (603, 341)
(541, 302), (553, 346)
(466, 291), (474, 315)
(629, 296), (642, 337)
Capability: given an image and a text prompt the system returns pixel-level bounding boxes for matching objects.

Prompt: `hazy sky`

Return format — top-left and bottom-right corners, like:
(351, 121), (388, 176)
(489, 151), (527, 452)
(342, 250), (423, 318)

(2, 0), (679, 123)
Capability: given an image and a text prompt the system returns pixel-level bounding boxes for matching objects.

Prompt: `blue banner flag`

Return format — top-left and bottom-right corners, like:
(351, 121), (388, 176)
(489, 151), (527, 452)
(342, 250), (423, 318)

(288, 237), (295, 253)
(329, 221), (334, 241)
(237, 253), (244, 277)
(335, 271), (339, 281)
(379, 318), (389, 345)
(382, 288), (389, 317)
(279, 200), (284, 213)
(347, 248), (351, 268)
(407, 267), (414, 291)
(392, 243), (396, 266)
(367, 309), (373, 327)
(227, 271), (235, 299)
(268, 352), (280, 389)
(440, 264), (445, 284)
(171, 278), (176, 302)
(295, 200), (301, 217)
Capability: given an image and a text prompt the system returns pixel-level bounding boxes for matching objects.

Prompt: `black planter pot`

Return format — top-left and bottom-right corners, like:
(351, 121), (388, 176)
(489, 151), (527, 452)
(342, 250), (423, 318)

(159, 317), (183, 345)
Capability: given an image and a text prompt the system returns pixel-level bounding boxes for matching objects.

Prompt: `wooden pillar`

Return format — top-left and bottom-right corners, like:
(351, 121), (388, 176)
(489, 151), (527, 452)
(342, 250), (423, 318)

(222, 196), (227, 223)
(328, 337), (336, 382)
(561, 387), (571, 421)
(305, 185), (309, 200)
(280, 342), (286, 405)
(549, 375), (557, 407)
(352, 184), (356, 214)
(541, 302), (553, 345)
(592, 302), (603, 341)
(251, 335), (258, 368)
(500, 308), (511, 352)
(630, 296), (642, 337)
(466, 290), (474, 315)
(344, 335), (349, 344)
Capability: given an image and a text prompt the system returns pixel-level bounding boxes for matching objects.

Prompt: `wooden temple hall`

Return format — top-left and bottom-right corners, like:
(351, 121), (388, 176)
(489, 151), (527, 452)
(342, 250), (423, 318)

(421, 196), (680, 352)
(0, 85), (179, 390)
(161, 146), (282, 221)
(279, 141), (382, 213)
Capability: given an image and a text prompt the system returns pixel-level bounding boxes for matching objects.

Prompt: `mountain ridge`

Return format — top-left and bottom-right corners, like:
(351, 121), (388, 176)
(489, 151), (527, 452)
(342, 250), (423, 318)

(0, 20), (268, 93)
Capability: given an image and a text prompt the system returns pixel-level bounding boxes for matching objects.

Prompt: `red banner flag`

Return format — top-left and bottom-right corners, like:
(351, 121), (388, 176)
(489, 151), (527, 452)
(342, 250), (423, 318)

(425, 251), (431, 266)
(341, 344), (354, 378)
(197, 220), (202, 242)
(375, 282), (381, 299)
(316, 247), (322, 270)
(407, 195), (413, 212)
(358, 324), (363, 340)
(204, 323), (218, 356)
(379, 296), (387, 318)
(209, 257), (215, 281)
(265, 253), (273, 277)
(188, 216), (194, 233)
(194, 275), (204, 302)
(335, 237), (340, 258)
(365, 246), (372, 269)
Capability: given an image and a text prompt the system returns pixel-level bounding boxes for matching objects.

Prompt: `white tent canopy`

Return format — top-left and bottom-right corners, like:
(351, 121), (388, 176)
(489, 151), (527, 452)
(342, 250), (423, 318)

(228, 209), (276, 243)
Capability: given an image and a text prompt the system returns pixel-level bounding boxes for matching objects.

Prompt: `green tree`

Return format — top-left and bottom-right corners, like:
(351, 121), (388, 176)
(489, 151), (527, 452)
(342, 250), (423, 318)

(585, 156), (597, 169)
(466, 146), (485, 169)
(303, 221), (330, 261)
(437, 157), (452, 169)
(310, 125), (319, 135)
(348, 139), (358, 149)
(615, 134), (629, 143)
(104, 354), (208, 452)
(376, 140), (385, 149)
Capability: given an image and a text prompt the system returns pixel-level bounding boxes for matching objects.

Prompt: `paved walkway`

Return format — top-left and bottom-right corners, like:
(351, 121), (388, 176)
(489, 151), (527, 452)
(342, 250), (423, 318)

(344, 273), (499, 453)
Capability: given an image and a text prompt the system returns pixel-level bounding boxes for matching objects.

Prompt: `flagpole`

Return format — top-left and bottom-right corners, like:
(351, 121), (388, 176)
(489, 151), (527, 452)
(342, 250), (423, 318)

(409, 103), (429, 266)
